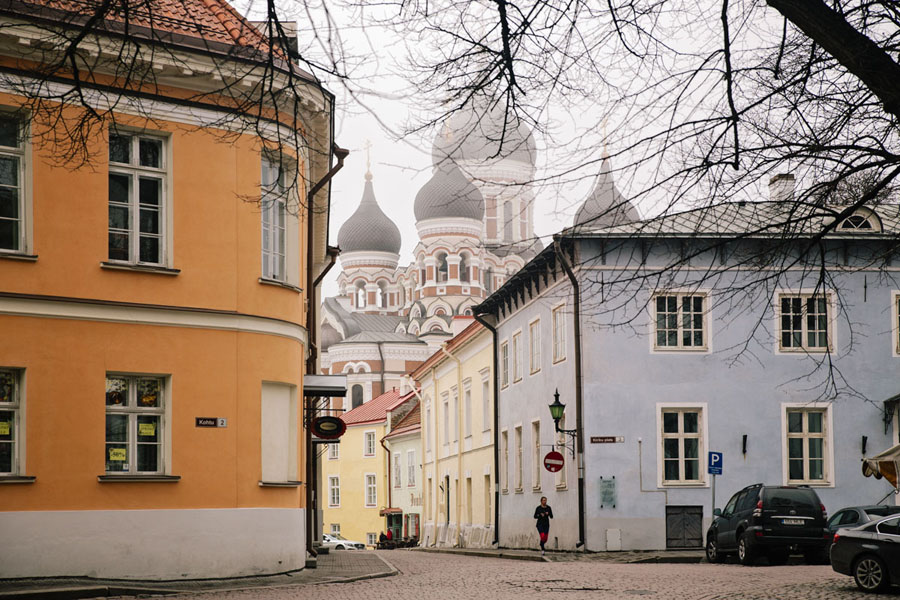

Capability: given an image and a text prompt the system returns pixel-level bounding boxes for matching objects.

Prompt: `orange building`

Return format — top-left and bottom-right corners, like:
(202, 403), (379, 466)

(0, 0), (340, 580)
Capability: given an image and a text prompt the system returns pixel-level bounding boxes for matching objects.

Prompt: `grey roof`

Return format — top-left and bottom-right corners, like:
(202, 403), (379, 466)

(353, 313), (407, 332)
(485, 238), (544, 261)
(337, 173), (402, 254)
(432, 100), (536, 168)
(573, 157), (640, 229)
(322, 297), (415, 347)
(320, 321), (342, 350)
(571, 201), (900, 238)
(414, 163), (485, 222)
(338, 331), (424, 344)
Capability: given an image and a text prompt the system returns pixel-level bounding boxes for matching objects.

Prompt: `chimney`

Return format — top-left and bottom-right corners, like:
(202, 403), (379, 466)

(769, 173), (795, 202)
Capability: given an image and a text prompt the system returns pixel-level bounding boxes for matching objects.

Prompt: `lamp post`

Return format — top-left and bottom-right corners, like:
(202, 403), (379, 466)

(548, 389), (578, 457)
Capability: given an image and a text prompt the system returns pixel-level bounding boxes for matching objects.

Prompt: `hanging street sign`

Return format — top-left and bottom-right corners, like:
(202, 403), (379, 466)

(544, 451), (565, 473)
(311, 416), (347, 440)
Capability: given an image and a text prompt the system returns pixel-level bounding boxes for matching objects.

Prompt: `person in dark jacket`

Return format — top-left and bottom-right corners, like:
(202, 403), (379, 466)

(533, 496), (553, 556)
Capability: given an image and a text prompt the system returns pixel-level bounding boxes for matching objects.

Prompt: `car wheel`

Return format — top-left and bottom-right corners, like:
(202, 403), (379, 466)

(767, 548), (789, 566)
(738, 532), (757, 566)
(335, 544), (345, 550)
(854, 555), (889, 593)
(706, 535), (725, 563)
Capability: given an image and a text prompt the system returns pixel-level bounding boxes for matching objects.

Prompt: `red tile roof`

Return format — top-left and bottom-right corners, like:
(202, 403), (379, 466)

(385, 400), (420, 440)
(341, 389), (413, 427)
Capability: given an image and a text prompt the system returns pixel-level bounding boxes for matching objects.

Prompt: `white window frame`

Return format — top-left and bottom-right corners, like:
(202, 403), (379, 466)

(512, 331), (522, 383)
(892, 292), (900, 358)
(393, 452), (402, 488)
(656, 403), (708, 487)
(0, 114), (31, 255)
(365, 473), (377, 507)
(500, 429), (509, 493)
(452, 389), (459, 443)
(328, 476), (341, 507)
(775, 291), (835, 353)
(105, 373), (168, 475)
(108, 130), (169, 266)
(407, 449), (416, 486)
(514, 425), (523, 492)
(363, 430), (376, 457)
(500, 341), (510, 388)
(442, 392), (450, 446)
(0, 368), (23, 476)
(425, 403), (432, 453)
(651, 292), (709, 352)
(529, 318), (541, 374)
(328, 442), (339, 460)
(552, 302), (566, 363)
(260, 155), (295, 283)
(531, 420), (541, 491)
(782, 403), (834, 486)
(367, 532), (378, 547)
(481, 374), (491, 433)
(330, 523), (341, 535)
(463, 383), (472, 438)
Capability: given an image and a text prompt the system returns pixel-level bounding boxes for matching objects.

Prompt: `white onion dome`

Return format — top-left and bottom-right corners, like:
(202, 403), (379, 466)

(573, 157), (639, 228)
(337, 173), (402, 254)
(432, 102), (536, 169)
(414, 163), (485, 222)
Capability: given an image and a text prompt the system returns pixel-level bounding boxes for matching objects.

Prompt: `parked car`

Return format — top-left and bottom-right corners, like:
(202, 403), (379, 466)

(826, 505), (900, 549)
(705, 483), (829, 566)
(321, 533), (365, 550)
(831, 514), (900, 593)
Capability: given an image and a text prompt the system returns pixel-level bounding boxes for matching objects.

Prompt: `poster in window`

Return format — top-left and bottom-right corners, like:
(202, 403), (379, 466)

(109, 447), (127, 461)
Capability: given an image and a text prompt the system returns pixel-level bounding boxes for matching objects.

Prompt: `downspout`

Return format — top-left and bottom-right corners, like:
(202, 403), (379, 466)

(380, 436), (392, 512)
(439, 342), (465, 547)
(554, 238), (586, 550)
(304, 142), (348, 559)
(431, 366), (439, 546)
(473, 312), (500, 547)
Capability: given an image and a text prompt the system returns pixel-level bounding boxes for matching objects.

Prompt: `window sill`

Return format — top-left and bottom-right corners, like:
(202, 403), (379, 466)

(532, 487), (542, 493)
(552, 357), (566, 365)
(514, 487), (523, 494)
(101, 262), (180, 275)
(258, 278), (303, 293)
(556, 484), (568, 491)
(778, 347), (831, 354)
(98, 474), (181, 482)
(0, 475), (36, 483)
(0, 251), (38, 262)
(660, 481), (707, 488)
(259, 480), (303, 487)
(530, 369), (541, 376)
(652, 347), (709, 353)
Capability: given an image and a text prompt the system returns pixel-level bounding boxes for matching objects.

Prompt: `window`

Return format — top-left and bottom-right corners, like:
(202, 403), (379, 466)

(500, 341), (509, 387)
(529, 319), (541, 374)
(105, 374), (166, 474)
(108, 132), (167, 265)
(364, 431), (376, 457)
(261, 156), (290, 281)
(425, 405), (432, 452)
(501, 429), (509, 492)
(442, 393), (449, 444)
(778, 294), (831, 351)
(0, 368), (21, 475)
(514, 426), (523, 491)
(375, 284), (384, 308)
(407, 450), (416, 486)
(654, 293), (707, 350)
(660, 408), (702, 484)
(328, 476), (340, 507)
(484, 268), (493, 294)
(460, 254), (470, 282)
(482, 379), (491, 433)
(261, 382), (297, 482)
(531, 421), (541, 491)
(452, 391), (458, 442)
(328, 443), (339, 459)
(786, 408), (829, 483)
(503, 201), (512, 241)
(367, 532), (377, 547)
(330, 523), (341, 535)
(552, 304), (566, 362)
(512, 332), (522, 382)
(0, 115), (26, 253)
(393, 453), (402, 488)
(355, 282), (366, 308)
(464, 387), (472, 437)
(351, 384), (364, 409)
(437, 253), (449, 283)
(365, 473), (377, 506)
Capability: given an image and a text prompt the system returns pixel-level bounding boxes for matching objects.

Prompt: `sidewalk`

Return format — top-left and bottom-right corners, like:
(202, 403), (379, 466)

(415, 546), (707, 564)
(0, 551), (397, 600)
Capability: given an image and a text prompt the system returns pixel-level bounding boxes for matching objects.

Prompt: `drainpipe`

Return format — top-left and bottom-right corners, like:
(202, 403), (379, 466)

(380, 436), (393, 511)
(440, 342), (465, 547)
(304, 143), (348, 559)
(432, 366), (439, 546)
(553, 238), (586, 550)
(473, 312), (500, 547)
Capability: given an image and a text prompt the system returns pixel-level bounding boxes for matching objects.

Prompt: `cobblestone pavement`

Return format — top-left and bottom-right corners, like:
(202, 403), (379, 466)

(150, 550), (899, 600)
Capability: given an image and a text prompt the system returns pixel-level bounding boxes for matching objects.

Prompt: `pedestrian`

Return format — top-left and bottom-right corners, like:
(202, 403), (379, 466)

(533, 496), (553, 556)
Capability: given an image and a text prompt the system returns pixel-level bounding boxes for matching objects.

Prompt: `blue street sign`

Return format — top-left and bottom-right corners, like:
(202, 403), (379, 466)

(708, 451), (723, 475)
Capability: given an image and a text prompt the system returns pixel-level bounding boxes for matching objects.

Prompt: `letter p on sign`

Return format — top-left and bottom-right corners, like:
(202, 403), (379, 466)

(708, 451), (723, 475)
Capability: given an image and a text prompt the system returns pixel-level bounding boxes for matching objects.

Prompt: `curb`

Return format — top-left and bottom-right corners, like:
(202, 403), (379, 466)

(415, 548), (547, 562)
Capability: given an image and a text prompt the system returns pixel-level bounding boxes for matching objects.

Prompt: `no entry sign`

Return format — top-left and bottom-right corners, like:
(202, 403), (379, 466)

(544, 451), (565, 473)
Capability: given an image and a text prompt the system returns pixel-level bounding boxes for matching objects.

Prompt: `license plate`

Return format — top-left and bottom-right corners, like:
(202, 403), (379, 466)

(782, 519), (804, 525)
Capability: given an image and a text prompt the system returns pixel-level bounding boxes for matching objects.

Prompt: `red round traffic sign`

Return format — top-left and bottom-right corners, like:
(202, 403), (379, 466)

(544, 451), (564, 473)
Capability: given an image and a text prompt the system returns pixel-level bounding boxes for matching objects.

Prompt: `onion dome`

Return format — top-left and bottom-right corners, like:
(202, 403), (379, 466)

(414, 163), (485, 222)
(432, 101), (536, 169)
(337, 172), (401, 254)
(573, 156), (639, 228)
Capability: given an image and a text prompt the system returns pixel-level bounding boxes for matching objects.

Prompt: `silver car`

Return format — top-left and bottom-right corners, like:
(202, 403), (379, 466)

(321, 533), (366, 550)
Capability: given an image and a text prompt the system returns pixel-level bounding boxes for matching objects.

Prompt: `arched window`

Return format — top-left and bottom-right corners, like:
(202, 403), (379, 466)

(351, 384), (364, 409)
(434, 307), (446, 316)
(430, 324), (444, 332)
(840, 214), (876, 230)
(356, 282), (366, 308)
(437, 252), (449, 283)
(483, 267), (493, 294)
(463, 308), (472, 316)
(376, 281), (388, 308)
(399, 285), (406, 307)
(459, 253), (470, 282)
(503, 202), (513, 242)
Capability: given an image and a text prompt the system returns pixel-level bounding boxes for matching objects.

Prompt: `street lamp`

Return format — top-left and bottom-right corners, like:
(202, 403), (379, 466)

(548, 388), (578, 457)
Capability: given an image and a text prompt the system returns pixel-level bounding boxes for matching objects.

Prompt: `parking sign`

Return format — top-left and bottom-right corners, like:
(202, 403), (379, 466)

(708, 451), (723, 475)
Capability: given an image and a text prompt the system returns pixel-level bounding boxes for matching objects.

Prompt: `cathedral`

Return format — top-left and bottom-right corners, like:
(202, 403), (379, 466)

(320, 105), (543, 409)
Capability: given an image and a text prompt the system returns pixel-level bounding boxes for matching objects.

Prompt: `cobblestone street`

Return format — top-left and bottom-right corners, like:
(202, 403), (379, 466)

(153, 551), (895, 600)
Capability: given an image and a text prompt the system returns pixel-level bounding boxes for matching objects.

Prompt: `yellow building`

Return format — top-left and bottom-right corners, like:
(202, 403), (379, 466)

(413, 322), (495, 548)
(321, 389), (416, 546)
(0, 0), (339, 580)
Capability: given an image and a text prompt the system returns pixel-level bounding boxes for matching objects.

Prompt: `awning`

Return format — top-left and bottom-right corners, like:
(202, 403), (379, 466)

(379, 508), (402, 516)
(303, 374), (347, 397)
(862, 443), (900, 488)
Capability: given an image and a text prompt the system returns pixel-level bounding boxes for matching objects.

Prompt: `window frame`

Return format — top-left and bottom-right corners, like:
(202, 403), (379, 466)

(782, 403), (833, 486)
(328, 475), (341, 507)
(775, 291), (835, 353)
(552, 302), (567, 364)
(651, 291), (709, 352)
(500, 429), (509, 493)
(328, 442), (339, 460)
(481, 374), (491, 433)
(330, 523), (341, 535)
(407, 449), (416, 487)
(512, 330), (523, 383)
(514, 425), (523, 492)
(0, 367), (23, 476)
(104, 373), (168, 475)
(463, 383), (472, 438)
(393, 452), (402, 488)
(529, 318), (541, 374)
(500, 341), (510, 388)
(363, 430), (376, 457)
(892, 292), (900, 358)
(364, 472), (377, 507)
(0, 113), (31, 255)
(531, 420), (541, 491)
(656, 403), (708, 488)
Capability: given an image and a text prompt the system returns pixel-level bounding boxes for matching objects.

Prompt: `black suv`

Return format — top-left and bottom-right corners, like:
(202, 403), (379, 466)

(706, 484), (829, 565)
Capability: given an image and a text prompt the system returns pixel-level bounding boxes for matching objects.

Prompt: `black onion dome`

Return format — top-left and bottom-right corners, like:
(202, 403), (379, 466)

(574, 157), (639, 228)
(414, 163), (485, 222)
(337, 173), (402, 254)
(432, 102), (536, 168)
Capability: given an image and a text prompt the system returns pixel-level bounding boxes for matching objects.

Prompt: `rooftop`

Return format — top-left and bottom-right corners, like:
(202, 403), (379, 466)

(341, 388), (413, 426)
